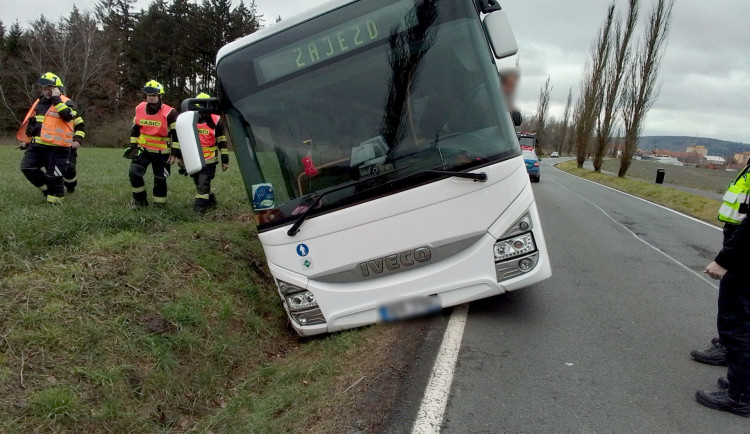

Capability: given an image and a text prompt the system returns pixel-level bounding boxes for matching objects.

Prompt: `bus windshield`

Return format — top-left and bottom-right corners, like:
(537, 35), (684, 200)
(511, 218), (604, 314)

(217, 0), (520, 230)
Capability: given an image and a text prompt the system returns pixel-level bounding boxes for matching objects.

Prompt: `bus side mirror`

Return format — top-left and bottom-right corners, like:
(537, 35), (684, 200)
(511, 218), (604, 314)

(181, 97), (221, 114)
(483, 11), (518, 59)
(175, 111), (206, 175)
(511, 111), (522, 127)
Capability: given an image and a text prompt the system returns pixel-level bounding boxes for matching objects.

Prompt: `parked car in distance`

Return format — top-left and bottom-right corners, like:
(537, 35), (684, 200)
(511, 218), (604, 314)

(550, 151), (559, 158)
(523, 150), (541, 183)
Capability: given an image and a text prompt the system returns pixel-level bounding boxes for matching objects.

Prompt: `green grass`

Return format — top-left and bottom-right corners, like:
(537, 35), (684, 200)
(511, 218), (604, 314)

(556, 160), (723, 226)
(0, 143), (386, 432)
(600, 159), (735, 194)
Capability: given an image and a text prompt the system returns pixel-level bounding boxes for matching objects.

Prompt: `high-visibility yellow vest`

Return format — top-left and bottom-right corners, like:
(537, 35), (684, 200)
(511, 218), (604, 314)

(719, 164), (750, 225)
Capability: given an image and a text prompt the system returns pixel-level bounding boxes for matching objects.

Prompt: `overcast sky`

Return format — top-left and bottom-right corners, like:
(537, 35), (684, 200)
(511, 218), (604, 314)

(5, 0), (750, 143)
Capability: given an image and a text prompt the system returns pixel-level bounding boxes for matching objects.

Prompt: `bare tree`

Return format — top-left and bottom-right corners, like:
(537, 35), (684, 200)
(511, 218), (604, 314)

(593, 0), (639, 172)
(519, 113), (536, 133)
(19, 9), (116, 123)
(573, 3), (616, 168)
(558, 86), (573, 154)
(0, 79), (21, 125)
(66, 11), (113, 103)
(534, 75), (552, 155)
(619, 0), (675, 177)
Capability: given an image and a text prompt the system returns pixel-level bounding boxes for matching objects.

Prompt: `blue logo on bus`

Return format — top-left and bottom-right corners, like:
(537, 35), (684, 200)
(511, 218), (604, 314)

(296, 244), (310, 257)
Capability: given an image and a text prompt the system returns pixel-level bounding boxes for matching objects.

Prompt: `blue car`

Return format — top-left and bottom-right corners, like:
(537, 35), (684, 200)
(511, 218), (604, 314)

(523, 150), (541, 183)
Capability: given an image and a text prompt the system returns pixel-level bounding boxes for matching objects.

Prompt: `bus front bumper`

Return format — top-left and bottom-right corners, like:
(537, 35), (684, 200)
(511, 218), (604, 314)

(270, 201), (551, 337)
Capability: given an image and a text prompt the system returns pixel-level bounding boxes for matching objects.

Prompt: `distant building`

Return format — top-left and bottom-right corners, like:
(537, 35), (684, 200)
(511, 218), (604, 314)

(686, 145), (708, 157)
(704, 155), (727, 169)
(654, 156), (684, 166)
(733, 152), (750, 165)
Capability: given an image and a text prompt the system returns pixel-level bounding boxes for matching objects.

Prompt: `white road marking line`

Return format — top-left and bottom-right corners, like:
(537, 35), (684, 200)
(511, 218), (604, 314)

(410, 163), (720, 432)
(411, 304), (469, 434)
(544, 174), (719, 290)
(550, 163), (722, 232)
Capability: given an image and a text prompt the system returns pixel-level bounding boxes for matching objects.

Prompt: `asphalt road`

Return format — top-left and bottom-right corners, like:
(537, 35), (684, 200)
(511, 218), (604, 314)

(396, 158), (748, 433)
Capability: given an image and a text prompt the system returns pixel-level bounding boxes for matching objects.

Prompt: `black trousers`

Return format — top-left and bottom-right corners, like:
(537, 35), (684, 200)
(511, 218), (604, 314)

(718, 271), (750, 398)
(129, 150), (171, 203)
(65, 148), (78, 190)
(192, 163), (217, 208)
(20, 144), (70, 202)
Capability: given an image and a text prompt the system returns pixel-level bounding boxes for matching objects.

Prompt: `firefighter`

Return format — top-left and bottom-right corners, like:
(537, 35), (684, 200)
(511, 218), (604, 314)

(17, 72), (85, 204)
(59, 86), (79, 193)
(174, 92), (229, 213)
(695, 160), (750, 416)
(125, 80), (179, 208)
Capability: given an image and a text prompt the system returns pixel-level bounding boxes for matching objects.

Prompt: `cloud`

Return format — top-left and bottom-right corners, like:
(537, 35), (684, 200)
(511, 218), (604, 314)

(4, 0), (748, 142)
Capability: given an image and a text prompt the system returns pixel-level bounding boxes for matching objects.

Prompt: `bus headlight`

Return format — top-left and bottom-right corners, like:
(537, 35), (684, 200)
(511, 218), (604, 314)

(493, 232), (536, 262)
(502, 213), (534, 238)
(285, 290), (318, 312)
(276, 281), (326, 327)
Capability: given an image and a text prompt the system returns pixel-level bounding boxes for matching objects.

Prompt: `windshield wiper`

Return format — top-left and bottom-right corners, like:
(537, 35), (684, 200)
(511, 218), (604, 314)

(287, 164), (421, 237)
(423, 169), (487, 182)
(287, 181), (357, 237)
(286, 166), (487, 237)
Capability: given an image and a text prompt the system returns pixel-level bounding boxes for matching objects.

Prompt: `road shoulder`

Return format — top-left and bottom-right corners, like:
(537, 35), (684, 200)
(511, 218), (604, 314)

(554, 159), (722, 226)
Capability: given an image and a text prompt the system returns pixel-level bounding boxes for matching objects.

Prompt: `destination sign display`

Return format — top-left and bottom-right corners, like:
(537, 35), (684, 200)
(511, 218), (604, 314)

(254, 0), (414, 85)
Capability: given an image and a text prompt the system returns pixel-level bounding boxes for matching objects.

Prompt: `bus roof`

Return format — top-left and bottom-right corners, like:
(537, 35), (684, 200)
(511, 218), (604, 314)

(216, 0), (360, 65)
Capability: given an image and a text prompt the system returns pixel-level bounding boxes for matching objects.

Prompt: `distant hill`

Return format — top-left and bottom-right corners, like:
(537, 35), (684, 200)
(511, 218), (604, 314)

(637, 136), (749, 157)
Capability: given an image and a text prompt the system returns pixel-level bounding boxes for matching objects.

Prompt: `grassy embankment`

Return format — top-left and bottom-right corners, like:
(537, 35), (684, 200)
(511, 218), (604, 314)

(600, 159), (735, 195)
(0, 144), (403, 433)
(556, 159), (723, 226)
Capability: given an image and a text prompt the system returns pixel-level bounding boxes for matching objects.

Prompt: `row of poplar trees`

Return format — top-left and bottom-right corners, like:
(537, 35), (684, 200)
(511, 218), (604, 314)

(0, 0), (261, 145)
(522, 0), (674, 177)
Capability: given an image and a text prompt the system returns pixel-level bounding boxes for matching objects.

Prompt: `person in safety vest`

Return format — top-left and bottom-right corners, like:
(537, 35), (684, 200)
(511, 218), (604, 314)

(126, 80), (179, 208)
(173, 92), (229, 213)
(694, 160), (750, 416)
(18, 72), (85, 204)
(58, 86), (80, 193)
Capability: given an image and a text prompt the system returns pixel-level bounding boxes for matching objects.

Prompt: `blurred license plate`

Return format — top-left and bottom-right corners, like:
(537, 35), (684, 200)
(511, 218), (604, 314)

(378, 296), (441, 323)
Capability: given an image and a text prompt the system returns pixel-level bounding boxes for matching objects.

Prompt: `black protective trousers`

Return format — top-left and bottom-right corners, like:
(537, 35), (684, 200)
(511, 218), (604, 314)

(718, 270), (750, 399)
(20, 144), (71, 202)
(64, 148), (78, 191)
(192, 162), (217, 209)
(129, 150), (171, 203)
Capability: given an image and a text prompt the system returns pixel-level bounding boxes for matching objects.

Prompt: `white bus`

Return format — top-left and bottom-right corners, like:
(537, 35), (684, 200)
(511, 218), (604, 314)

(177, 0), (551, 336)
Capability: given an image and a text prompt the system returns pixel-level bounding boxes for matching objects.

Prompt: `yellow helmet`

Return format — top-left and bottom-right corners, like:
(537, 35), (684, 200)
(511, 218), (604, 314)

(196, 92), (211, 99)
(38, 72), (63, 88)
(142, 80), (165, 95)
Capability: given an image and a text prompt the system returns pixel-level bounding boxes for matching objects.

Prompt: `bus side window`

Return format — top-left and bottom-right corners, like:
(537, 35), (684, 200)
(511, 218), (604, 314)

(253, 125), (292, 204)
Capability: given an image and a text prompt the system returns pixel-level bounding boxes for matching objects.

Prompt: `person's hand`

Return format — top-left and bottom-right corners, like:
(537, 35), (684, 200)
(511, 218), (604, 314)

(71, 141), (81, 149)
(222, 163), (229, 172)
(123, 146), (138, 159)
(167, 155), (176, 165)
(704, 261), (727, 280)
(177, 159), (188, 176)
(51, 88), (61, 97)
(17, 142), (28, 150)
